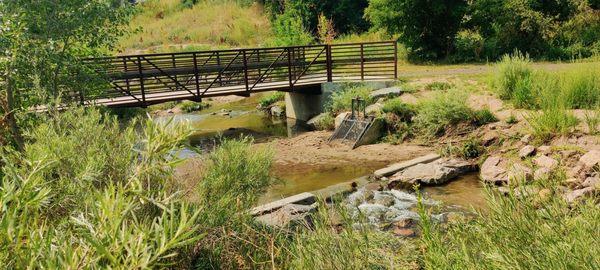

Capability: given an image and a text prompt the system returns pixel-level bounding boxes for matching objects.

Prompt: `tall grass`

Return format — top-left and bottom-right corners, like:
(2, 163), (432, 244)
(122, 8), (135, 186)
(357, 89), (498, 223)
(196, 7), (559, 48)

(119, 0), (272, 53)
(526, 107), (579, 142)
(419, 183), (600, 269)
(494, 51), (533, 101)
(413, 89), (474, 137)
(328, 84), (375, 113)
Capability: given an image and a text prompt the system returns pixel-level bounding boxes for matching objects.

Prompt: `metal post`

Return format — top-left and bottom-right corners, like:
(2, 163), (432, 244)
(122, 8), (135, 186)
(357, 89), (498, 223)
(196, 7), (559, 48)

(287, 48), (293, 91)
(171, 54), (177, 90)
(123, 57), (131, 94)
(216, 51), (223, 86)
(242, 49), (250, 92)
(137, 56), (146, 107)
(193, 52), (200, 97)
(360, 44), (364, 80)
(326, 44), (333, 82)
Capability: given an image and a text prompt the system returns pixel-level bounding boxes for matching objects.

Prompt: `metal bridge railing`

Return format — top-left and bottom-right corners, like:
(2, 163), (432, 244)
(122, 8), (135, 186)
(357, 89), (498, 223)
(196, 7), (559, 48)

(80, 41), (398, 107)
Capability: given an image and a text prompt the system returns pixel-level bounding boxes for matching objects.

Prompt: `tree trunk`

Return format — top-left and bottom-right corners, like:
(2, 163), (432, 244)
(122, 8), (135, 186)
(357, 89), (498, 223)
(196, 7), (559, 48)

(5, 71), (24, 150)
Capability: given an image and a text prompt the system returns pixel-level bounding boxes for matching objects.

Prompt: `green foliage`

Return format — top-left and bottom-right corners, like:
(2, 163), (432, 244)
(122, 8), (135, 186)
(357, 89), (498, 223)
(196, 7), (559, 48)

(419, 182), (600, 269)
(506, 114), (518, 124)
(0, 108), (203, 268)
(414, 89), (474, 137)
(180, 101), (210, 113)
(440, 137), (483, 159)
(366, 0), (468, 59)
(583, 109), (600, 135)
(561, 67), (600, 109)
(328, 85), (374, 113)
(473, 108), (498, 126)
(382, 98), (415, 122)
(258, 92), (285, 108)
(526, 107), (579, 142)
(425, 81), (453, 91)
(269, 5), (313, 46)
(453, 30), (485, 62)
(313, 113), (336, 130)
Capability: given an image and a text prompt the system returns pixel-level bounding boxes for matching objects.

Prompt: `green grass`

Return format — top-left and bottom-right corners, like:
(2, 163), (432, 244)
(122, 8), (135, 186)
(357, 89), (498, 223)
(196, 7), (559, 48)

(328, 84), (375, 113)
(413, 89), (474, 137)
(526, 107), (579, 142)
(119, 0), (272, 53)
(258, 92), (285, 108)
(382, 98), (415, 122)
(494, 51), (533, 101)
(473, 108), (498, 126)
(313, 113), (336, 130)
(179, 100), (210, 113)
(419, 181), (600, 269)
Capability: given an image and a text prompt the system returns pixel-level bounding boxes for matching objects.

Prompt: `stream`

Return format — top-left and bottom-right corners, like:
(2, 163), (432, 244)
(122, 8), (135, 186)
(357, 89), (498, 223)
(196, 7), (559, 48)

(154, 94), (485, 211)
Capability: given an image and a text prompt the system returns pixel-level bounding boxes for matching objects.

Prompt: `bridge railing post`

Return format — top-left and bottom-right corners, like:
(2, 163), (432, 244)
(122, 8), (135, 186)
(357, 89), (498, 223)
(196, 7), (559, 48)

(394, 41), (398, 79)
(136, 56), (147, 107)
(326, 45), (333, 82)
(242, 49), (250, 92)
(287, 47), (293, 91)
(360, 43), (364, 80)
(193, 52), (200, 97)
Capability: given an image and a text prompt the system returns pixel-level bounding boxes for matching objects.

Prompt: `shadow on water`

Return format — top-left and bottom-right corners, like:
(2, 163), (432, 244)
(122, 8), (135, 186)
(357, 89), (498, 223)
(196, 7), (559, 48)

(422, 172), (486, 211)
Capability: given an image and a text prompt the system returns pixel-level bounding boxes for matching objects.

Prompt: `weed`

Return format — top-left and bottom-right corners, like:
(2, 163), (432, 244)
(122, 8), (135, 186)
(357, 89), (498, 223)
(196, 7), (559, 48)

(425, 81), (453, 91)
(583, 108), (600, 135)
(494, 51), (533, 100)
(328, 85), (374, 113)
(258, 92), (285, 108)
(473, 108), (498, 126)
(180, 101), (210, 113)
(506, 114), (518, 124)
(313, 113), (335, 130)
(382, 98), (415, 122)
(526, 107), (579, 141)
(439, 138), (483, 159)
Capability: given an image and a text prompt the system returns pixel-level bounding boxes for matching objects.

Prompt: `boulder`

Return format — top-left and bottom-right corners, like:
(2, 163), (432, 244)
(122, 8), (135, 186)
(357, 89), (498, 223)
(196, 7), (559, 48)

(369, 86), (402, 99)
(518, 145), (536, 158)
(563, 187), (595, 203)
(389, 159), (474, 186)
(508, 163), (533, 183)
(533, 155), (558, 169)
(306, 113), (330, 129)
(270, 105), (285, 117)
(365, 103), (383, 115)
(537, 145), (551, 154)
(579, 150), (600, 168)
(481, 131), (500, 146)
(334, 112), (350, 129)
(255, 203), (317, 228)
(372, 193), (396, 207)
(480, 156), (508, 184)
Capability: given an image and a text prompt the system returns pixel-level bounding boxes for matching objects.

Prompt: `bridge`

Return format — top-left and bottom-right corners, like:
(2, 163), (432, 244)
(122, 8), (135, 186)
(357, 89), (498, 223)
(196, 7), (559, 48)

(79, 41), (398, 108)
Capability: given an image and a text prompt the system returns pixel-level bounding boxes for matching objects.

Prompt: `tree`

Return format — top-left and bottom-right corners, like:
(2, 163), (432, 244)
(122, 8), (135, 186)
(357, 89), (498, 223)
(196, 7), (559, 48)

(365, 0), (468, 60)
(0, 0), (134, 148)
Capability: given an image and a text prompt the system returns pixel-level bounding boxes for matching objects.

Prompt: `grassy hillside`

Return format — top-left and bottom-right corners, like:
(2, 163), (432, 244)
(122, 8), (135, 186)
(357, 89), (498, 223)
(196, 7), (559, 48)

(118, 0), (272, 54)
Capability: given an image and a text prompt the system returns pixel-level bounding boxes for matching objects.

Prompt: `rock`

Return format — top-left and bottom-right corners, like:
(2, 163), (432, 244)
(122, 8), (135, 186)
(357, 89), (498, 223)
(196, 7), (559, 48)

(270, 105), (285, 117)
(357, 203), (388, 221)
(560, 150), (577, 159)
(306, 113), (330, 129)
(393, 228), (416, 237)
(369, 86), (402, 99)
(565, 178), (581, 188)
(481, 131), (499, 146)
(255, 203), (317, 228)
(518, 145), (536, 158)
(533, 155), (558, 169)
(335, 112), (350, 129)
(480, 156), (508, 184)
(582, 177), (600, 188)
(564, 187), (595, 203)
(389, 159), (474, 186)
(579, 150), (600, 168)
(347, 189), (375, 206)
(363, 182), (383, 192)
(508, 163), (533, 183)
(393, 217), (416, 229)
(520, 134), (532, 144)
(567, 165), (585, 178)
(372, 192), (396, 207)
(534, 167), (552, 180)
(497, 186), (511, 195)
(365, 103), (383, 115)
(537, 145), (551, 154)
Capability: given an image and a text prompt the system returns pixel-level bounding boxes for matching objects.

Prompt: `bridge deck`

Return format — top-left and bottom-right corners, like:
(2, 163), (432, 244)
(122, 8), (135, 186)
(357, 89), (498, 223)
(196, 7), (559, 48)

(67, 41), (398, 108)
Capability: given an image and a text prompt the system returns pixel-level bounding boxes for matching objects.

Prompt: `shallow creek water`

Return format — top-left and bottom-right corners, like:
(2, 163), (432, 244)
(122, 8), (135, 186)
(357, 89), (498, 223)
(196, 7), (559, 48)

(155, 95), (485, 211)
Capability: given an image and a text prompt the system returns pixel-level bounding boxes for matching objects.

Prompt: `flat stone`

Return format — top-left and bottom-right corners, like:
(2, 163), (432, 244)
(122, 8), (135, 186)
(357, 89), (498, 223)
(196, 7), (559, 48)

(255, 203), (317, 228)
(393, 228), (416, 237)
(481, 131), (499, 146)
(250, 192), (316, 216)
(374, 153), (441, 178)
(369, 86), (402, 99)
(518, 145), (536, 158)
(388, 159), (472, 186)
(579, 150), (600, 168)
(537, 145), (551, 153)
(564, 187), (595, 203)
(520, 134), (532, 143)
(393, 218), (416, 229)
(533, 155), (558, 169)
(565, 178), (581, 188)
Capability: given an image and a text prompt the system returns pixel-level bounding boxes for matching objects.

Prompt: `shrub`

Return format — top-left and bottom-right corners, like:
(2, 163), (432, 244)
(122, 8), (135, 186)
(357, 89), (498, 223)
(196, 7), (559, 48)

(313, 113), (335, 130)
(526, 107), (579, 141)
(419, 180), (600, 269)
(413, 89), (474, 137)
(180, 101), (210, 113)
(328, 85), (374, 113)
(453, 30), (484, 62)
(439, 137), (483, 159)
(494, 51), (533, 101)
(472, 108), (498, 126)
(382, 98), (415, 122)
(258, 92), (285, 108)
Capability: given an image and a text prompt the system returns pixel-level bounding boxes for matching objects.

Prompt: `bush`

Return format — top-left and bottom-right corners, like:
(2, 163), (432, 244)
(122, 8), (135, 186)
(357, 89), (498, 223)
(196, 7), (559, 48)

(180, 101), (210, 113)
(419, 180), (600, 269)
(414, 89), (474, 137)
(494, 52), (533, 101)
(258, 92), (285, 108)
(382, 98), (415, 122)
(313, 113), (335, 130)
(439, 137), (483, 159)
(328, 85), (374, 113)
(453, 30), (484, 62)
